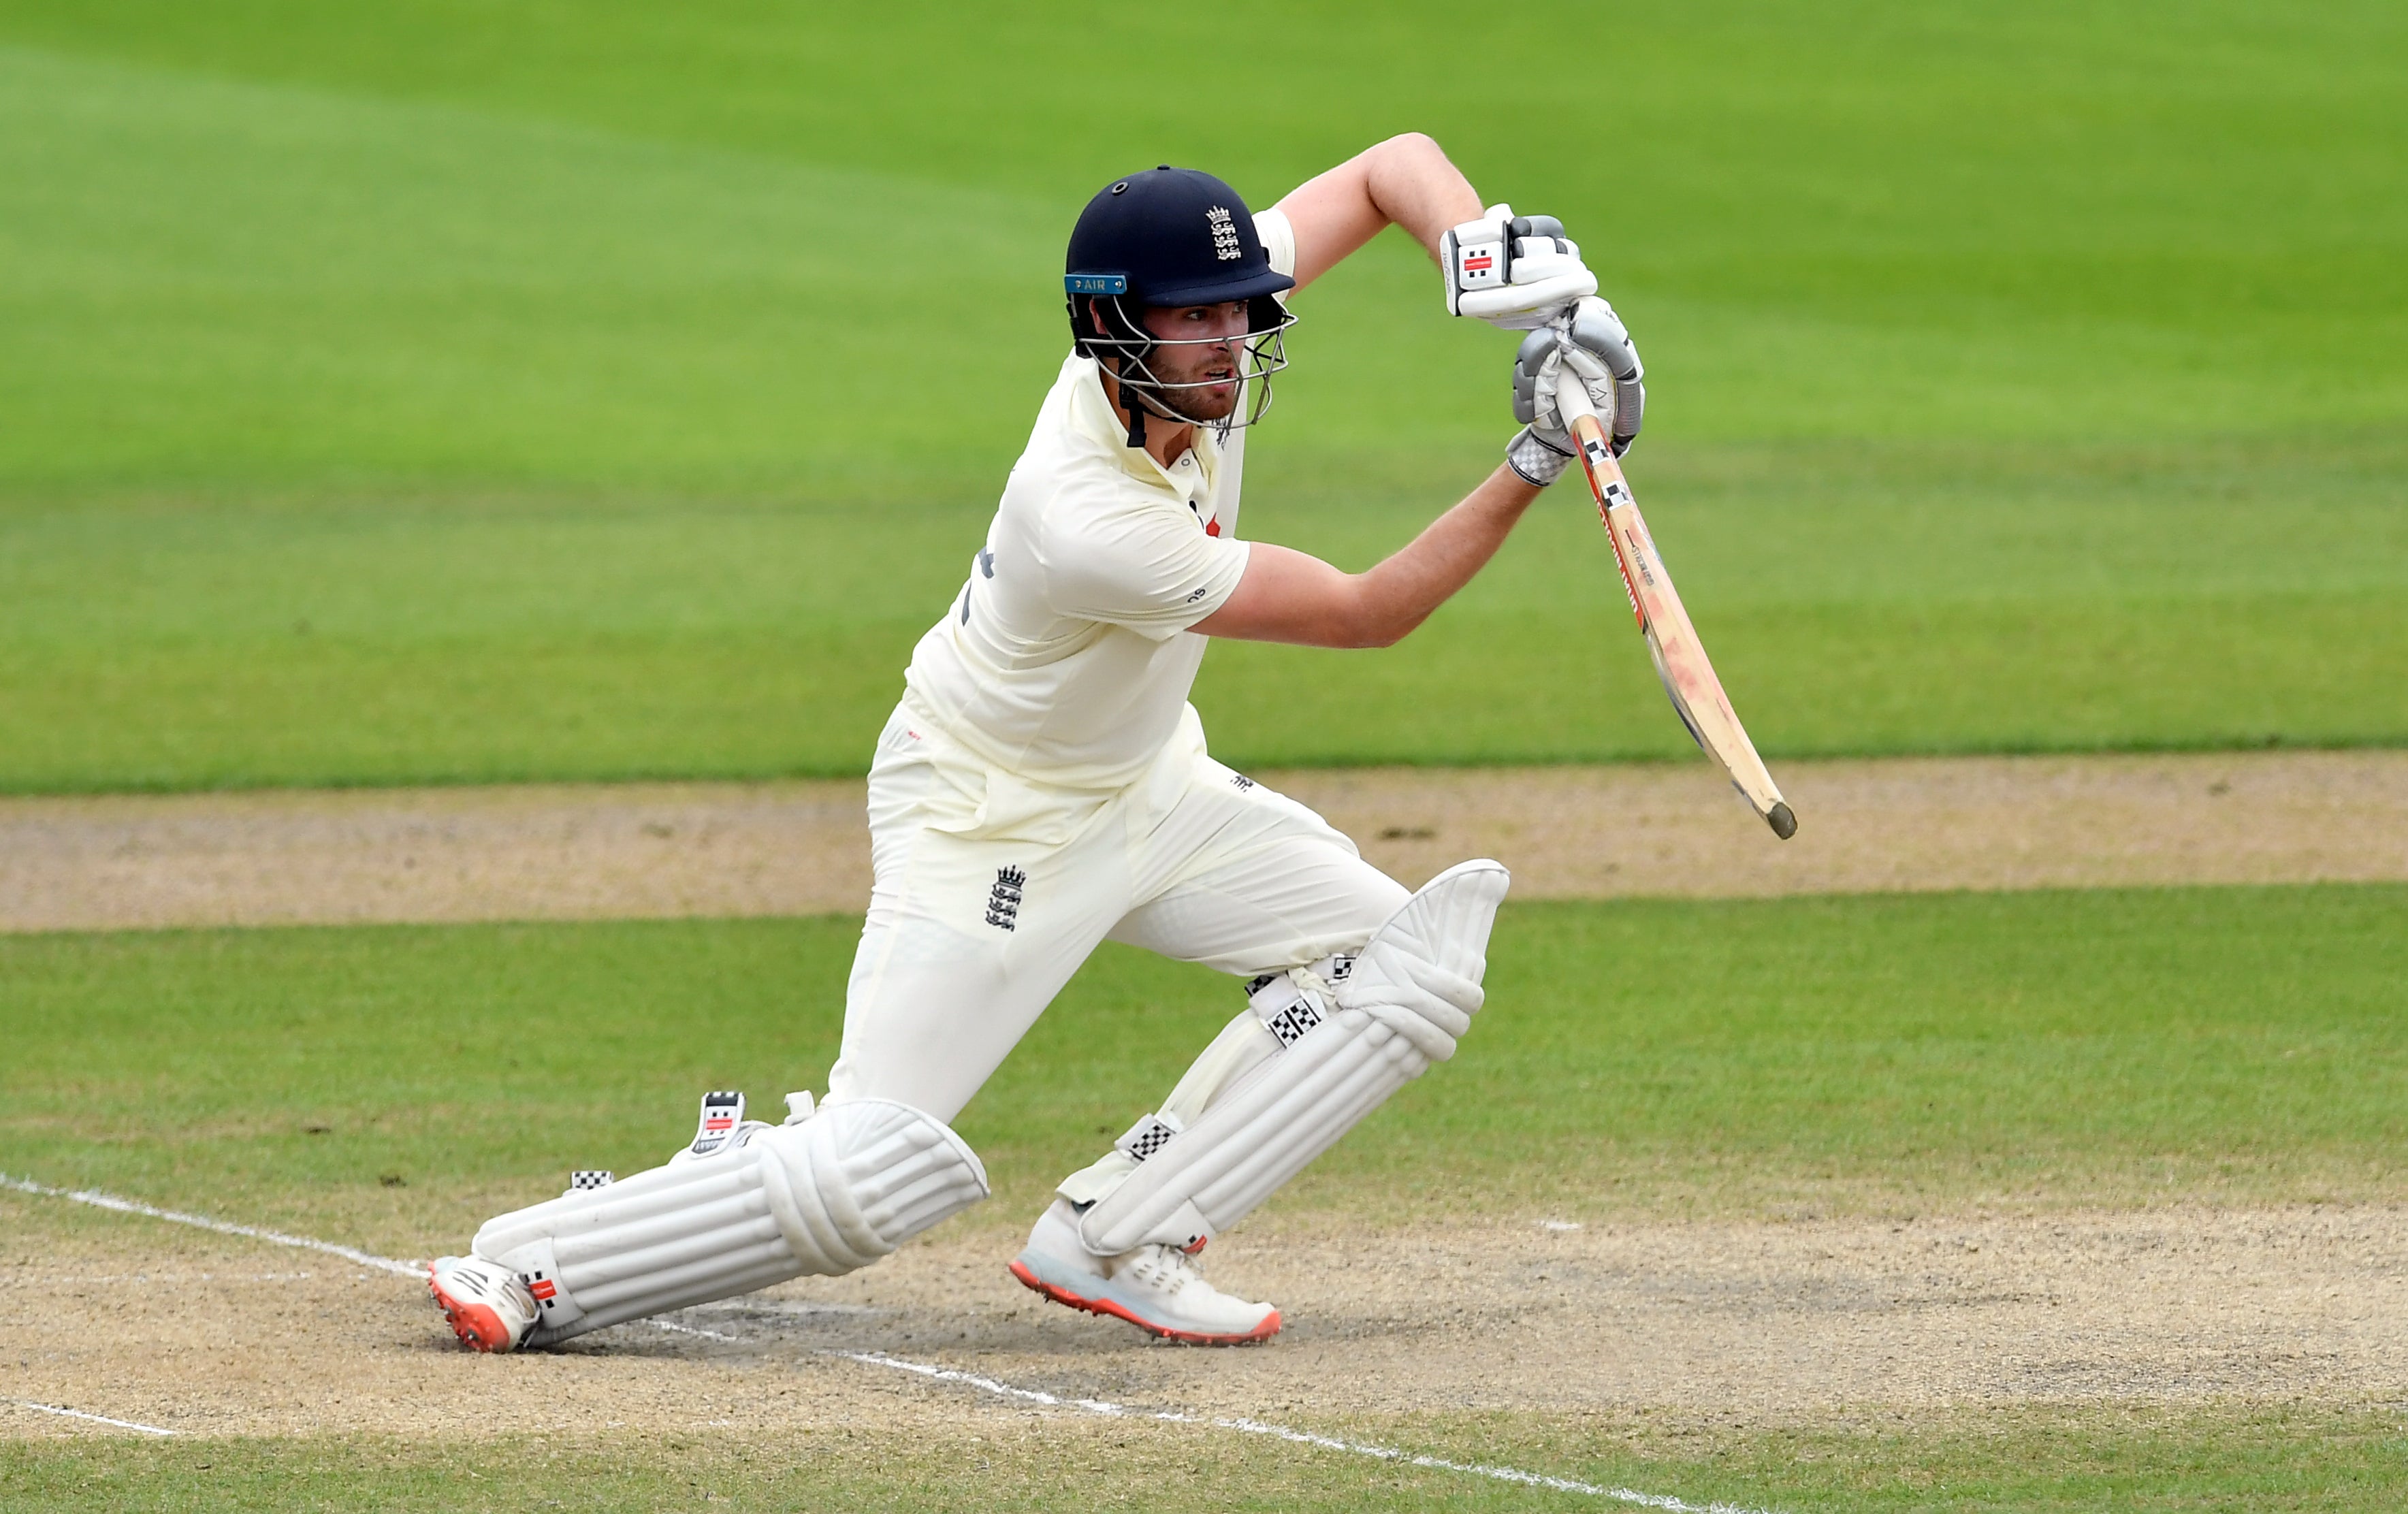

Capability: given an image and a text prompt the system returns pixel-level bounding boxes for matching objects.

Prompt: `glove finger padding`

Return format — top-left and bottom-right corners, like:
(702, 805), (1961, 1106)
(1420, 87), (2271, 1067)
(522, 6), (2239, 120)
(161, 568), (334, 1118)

(1568, 296), (1646, 454)
(1511, 327), (1554, 429)
(1539, 342), (1616, 438)
(1462, 267), (1596, 328)
(1532, 348), (1563, 431)
(1445, 203), (1600, 329)
(1569, 297), (1641, 381)
(1513, 302), (1647, 460)
(1610, 378), (1644, 454)
(1508, 333), (1578, 486)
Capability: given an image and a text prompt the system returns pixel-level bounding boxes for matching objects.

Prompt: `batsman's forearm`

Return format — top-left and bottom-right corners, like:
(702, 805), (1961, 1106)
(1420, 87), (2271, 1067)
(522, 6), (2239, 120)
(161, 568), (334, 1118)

(1276, 133), (1485, 290)
(1351, 465), (1541, 645)
(1361, 133), (1486, 259)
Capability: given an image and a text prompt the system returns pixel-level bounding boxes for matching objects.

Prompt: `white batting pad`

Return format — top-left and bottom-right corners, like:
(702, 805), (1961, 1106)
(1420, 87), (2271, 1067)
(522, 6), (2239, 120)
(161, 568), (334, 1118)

(1075, 860), (1509, 1257)
(472, 1098), (987, 1347)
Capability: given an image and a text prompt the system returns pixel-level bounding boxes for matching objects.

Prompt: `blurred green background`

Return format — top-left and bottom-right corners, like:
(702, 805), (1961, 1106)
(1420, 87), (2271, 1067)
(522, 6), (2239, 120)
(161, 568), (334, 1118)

(2, 0), (2403, 788)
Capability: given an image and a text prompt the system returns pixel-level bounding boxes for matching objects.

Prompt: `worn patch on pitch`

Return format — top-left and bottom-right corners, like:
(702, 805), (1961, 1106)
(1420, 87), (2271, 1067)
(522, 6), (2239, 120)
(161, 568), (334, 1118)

(5, 1191), (2399, 1438)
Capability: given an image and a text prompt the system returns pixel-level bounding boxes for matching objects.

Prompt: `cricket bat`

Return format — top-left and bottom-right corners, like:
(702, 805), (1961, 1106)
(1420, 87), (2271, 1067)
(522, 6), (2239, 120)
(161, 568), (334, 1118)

(1552, 378), (1797, 840)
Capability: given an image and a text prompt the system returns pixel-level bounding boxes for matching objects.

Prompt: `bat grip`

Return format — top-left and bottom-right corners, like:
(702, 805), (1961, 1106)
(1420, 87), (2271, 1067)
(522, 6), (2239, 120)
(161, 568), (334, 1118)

(1552, 366), (1598, 428)
(1547, 355), (1620, 482)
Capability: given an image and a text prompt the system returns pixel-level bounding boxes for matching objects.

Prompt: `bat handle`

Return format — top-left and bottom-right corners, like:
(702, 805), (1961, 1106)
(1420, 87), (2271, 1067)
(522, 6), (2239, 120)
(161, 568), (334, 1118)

(1552, 366), (1599, 428)
(1543, 357), (1623, 487)
(1550, 377), (1624, 521)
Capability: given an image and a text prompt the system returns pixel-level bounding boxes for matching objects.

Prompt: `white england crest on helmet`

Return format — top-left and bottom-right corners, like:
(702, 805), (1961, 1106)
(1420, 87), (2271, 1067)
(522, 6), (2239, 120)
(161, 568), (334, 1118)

(1206, 205), (1242, 261)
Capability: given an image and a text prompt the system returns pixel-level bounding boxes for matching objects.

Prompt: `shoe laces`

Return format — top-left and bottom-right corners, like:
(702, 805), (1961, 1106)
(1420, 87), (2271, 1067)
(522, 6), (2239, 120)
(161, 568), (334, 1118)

(444, 1263), (499, 1302)
(1131, 1243), (1207, 1295)
(443, 1258), (529, 1309)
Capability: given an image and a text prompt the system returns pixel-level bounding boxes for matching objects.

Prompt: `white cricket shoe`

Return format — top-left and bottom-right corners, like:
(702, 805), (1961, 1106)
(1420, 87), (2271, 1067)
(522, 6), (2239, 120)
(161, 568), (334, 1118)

(1009, 1199), (1279, 1345)
(428, 1255), (539, 1353)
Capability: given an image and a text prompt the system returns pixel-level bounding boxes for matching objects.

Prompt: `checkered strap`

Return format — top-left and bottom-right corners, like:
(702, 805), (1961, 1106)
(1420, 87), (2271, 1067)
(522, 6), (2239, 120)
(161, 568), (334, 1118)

(1245, 956), (1354, 1049)
(1114, 1111), (1183, 1164)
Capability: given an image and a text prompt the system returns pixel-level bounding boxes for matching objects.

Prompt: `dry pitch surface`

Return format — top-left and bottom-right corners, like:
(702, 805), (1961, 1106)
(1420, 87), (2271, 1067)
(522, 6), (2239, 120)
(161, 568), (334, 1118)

(7, 752), (2405, 1457)
(5, 1197), (2402, 1443)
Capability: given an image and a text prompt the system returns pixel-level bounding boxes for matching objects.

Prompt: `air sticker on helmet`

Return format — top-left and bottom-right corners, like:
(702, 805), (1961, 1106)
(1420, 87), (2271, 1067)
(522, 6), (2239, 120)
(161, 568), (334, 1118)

(1066, 273), (1129, 295)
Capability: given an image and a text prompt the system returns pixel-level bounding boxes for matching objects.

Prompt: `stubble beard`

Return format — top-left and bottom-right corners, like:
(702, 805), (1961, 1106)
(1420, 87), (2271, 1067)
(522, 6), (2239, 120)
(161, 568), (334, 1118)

(1140, 351), (1241, 423)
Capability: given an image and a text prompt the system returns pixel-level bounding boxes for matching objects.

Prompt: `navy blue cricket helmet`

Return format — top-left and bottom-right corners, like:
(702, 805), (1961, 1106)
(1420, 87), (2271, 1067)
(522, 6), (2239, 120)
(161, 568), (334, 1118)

(1064, 166), (1298, 443)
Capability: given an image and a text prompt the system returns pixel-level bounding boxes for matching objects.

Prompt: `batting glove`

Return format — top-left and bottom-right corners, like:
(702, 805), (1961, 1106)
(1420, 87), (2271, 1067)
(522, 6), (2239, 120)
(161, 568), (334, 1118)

(1442, 204), (1600, 330)
(1513, 296), (1646, 459)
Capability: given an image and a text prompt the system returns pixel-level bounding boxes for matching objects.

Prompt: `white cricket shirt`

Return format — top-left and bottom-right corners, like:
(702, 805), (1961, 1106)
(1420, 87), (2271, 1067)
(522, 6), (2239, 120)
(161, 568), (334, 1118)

(900, 211), (1296, 791)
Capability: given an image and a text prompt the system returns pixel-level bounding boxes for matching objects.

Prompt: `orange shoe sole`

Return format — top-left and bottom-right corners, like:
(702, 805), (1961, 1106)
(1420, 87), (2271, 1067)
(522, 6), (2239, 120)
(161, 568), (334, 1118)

(428, 1263), (515, 1353)
(1009, 1259), (1279, 1346)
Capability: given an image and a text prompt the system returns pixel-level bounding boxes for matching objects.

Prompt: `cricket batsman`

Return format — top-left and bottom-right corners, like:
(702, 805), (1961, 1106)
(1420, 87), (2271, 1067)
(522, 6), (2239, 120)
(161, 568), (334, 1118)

(429, 135), (1645, 1350)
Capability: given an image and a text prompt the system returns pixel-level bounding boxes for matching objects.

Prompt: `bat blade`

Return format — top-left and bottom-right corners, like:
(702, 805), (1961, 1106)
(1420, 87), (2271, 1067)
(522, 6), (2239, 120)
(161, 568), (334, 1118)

(1558, 398), (1794, 839)
(1605, 483), (1794, 838)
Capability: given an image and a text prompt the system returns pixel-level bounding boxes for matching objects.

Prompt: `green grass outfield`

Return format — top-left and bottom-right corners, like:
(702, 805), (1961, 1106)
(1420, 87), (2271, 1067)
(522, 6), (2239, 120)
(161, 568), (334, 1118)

(5, 884), (2404, 1509)
(5, 1408), (2403, 1513)
(3, 1), (2405, 789)
(6, 887), (2399, 1256)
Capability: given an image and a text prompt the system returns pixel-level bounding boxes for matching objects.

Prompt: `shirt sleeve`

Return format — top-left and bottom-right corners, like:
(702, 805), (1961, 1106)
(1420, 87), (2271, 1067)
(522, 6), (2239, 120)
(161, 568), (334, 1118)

(1036, 487), (1253, 641)
(1253, 206), (1297, 280)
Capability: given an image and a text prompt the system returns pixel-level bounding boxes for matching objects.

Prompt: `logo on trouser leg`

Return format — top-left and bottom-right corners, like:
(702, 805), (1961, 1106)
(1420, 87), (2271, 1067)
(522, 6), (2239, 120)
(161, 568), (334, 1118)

(986, 867), (1026, 931)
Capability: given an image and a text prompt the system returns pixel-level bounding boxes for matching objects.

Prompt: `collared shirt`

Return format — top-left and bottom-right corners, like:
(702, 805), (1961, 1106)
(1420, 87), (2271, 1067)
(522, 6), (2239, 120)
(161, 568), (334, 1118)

(901, 212), (1296, 791)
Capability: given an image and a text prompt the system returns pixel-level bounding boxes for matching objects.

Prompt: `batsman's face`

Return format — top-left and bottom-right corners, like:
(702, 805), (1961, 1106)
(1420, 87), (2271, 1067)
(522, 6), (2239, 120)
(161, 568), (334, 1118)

(1141, 301), (1251, 419)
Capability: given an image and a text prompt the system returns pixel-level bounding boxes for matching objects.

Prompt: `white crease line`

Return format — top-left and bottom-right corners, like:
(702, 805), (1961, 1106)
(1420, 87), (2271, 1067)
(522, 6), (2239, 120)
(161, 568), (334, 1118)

(6, 1174), (1770, 1511)
(833, 1351), (1773, 1513)
(13, 1400), (177, 1436)
(1, 1174), (419, 1276)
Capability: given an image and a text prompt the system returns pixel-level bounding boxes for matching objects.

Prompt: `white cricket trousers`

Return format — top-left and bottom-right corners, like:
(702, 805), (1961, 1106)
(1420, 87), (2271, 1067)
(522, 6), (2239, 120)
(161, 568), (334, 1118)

(826, 700), (1408, 1125)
